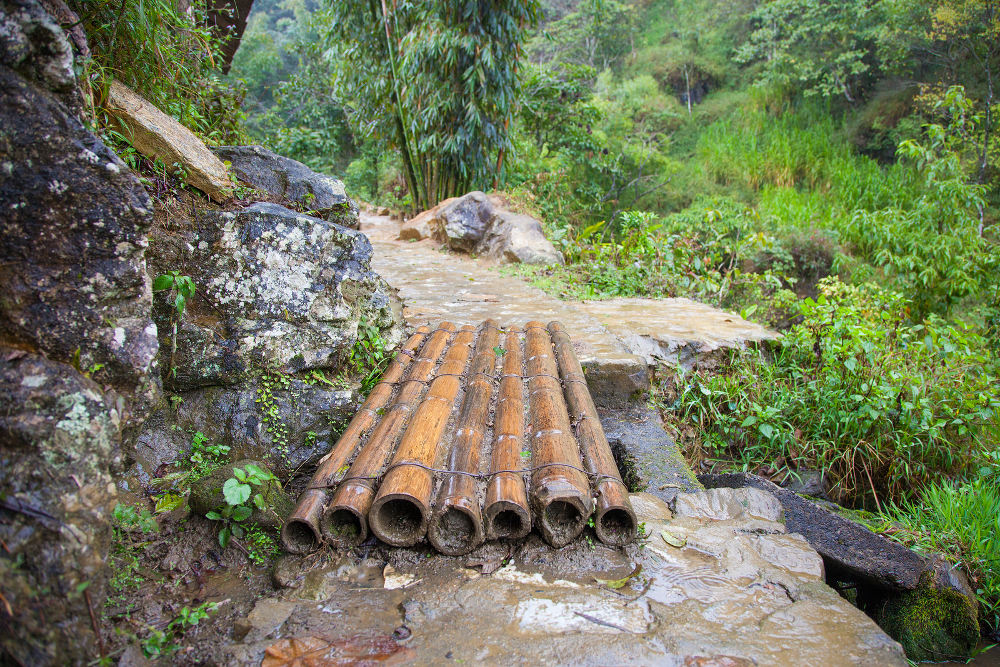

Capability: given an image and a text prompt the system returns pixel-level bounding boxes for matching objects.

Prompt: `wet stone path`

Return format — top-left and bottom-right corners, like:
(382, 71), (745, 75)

(362, 213), (778, 404)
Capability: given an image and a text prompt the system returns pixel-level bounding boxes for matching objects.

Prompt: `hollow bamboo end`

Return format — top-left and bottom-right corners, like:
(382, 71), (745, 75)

(321, 505), (368, 547)
(539, 496), (590, 548)
(595, 505), (638, 546)
(428, 505), (484, 556)
(281, 517), (322, 554)
(370, 493), (428, 547)
(484, 501), (531, 541)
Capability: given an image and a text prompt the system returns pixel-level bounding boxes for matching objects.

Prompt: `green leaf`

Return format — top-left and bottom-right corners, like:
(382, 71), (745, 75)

(152, 275), (173, 291)
(205, 511), (222, 521)
(154, 493), (185, 514)
(252, 493), (265, 510)
(232, 467), (247, 482)
(231, 524), (245, 539)
(223, 478), (250, 506)
(219, 526), (231, 548)
(594, 564), (642, 590)
(232, 505), (252, 522)
(661, 530), (686, 548)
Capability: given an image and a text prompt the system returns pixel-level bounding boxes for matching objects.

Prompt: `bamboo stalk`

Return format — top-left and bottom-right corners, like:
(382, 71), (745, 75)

(428, 320), (501, 555)
(320, 323), (456, 546)
(524, 321), (593, 547)
(484, 325), (531, 540)
(281, 325), (430, 553)
(369, 325), (476, 546)
(548, 321), (636, 546)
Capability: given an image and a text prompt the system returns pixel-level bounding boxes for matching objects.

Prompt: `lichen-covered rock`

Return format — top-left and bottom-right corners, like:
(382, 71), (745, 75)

(189, 459), (292, 531)
(211, 145), (360, 228)
(105, 80), (232, 201)
(0, 4), (158, 397)
(0, 0), (81, 110)
(150, 202), (401, 391)
(0, 349), (120, 666)
(129, 377), (357, 479)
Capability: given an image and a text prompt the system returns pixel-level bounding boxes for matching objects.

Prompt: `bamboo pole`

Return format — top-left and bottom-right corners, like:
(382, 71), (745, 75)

(548, 321), (636, 546)
(369, 325), (476, 546)
(484, 325), (531, 540)
(524, 321), (593, 547)
(320, 323), (455, 546)
(428, 320), (501, 555)
(281, 325), (430, 553)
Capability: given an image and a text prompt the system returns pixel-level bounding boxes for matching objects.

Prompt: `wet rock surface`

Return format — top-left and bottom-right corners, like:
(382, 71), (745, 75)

(201, 491), (905, 665)
(0, 9), (158, 396)
(210, 145), (359, 228)
(602, 404), (702, 502)
(700, 472), (929, 590)
(0, 350), (119, 665)
(105, 80), (231, 201)
(150, 202), (401, 391)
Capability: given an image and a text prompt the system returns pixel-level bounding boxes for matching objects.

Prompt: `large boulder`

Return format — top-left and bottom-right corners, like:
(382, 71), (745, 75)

(148, 202), (402, 392)
(0, 350), (120, 665)
(398, 191), (563, 265)
(482, 209), (565, 265)
(211, 145), (360, 229)
(0, 1), (158, 397)
(105, 80), (232, 201)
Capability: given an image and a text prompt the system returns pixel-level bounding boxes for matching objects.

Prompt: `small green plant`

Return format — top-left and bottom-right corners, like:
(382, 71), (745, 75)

(153, 271), (196, 378)
(153, 431), (230, 496)
(152, 271), (196, 317)
(493, 346), (507, 357)
(140, 602), (217, 659)
(106, 503), (159, 611)
(257, 372), (291, 461)
(245, 525), (280, 566)
(349, 318), (391, 395)
(207, 464), (280, 548)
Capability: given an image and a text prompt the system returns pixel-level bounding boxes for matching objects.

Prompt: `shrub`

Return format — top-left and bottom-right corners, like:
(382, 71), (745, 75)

(667, 278), (1000, 506)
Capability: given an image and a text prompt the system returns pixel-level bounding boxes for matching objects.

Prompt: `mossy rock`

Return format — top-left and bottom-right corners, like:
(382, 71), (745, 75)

(876, 570), (979, 662)
(190, 459), (293, 531)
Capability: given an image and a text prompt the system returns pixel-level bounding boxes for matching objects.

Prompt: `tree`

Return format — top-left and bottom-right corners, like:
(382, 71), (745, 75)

(736, 0), (885, 102)
(322, 0), (540, 211)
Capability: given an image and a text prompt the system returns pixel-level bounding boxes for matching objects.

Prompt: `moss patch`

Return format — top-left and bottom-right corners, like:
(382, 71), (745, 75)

(876, 570), (979, 662)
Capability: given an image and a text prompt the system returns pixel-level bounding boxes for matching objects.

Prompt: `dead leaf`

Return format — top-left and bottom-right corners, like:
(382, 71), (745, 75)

(594, 564), (642, 590)
(661, 530), (686, 548)
(262, 634), (413, 667)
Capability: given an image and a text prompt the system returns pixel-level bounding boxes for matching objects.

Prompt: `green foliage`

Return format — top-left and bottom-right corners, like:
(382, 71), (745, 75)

(152, 271), (196, 317)
(208, 464), (280, 549)
(665, 278), (999, 506)
(106, 503), (160, 611)
(140, 602), (217, 659)
(527, 0), (636, 71)
(878, 472), (1000, 632)
(245, 525), (281, 566)
(257, 372), (291, 461)
(736, 0), (884, 102)
(153, 430), (230, 496)
(71, 0), (245, 143)
(323, 0), (541, 210)
(349, 318), (391, 396)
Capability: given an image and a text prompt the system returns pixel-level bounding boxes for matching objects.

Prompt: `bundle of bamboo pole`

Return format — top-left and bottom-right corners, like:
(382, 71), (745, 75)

(281, 325), (430, 554)
(281, 319), (635, 555)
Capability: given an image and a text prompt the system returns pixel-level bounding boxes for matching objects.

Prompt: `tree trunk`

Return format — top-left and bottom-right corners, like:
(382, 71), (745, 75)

(206, 0), (255, 73)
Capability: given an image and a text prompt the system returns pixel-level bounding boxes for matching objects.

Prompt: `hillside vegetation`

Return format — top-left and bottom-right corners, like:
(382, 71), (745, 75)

(79, 0), (999, 637)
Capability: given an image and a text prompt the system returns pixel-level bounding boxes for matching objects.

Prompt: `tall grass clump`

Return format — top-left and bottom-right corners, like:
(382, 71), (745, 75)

(883, 474), (1000, 631)
(70, 0), (245, 143)
(668, 278), (1000, 507)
